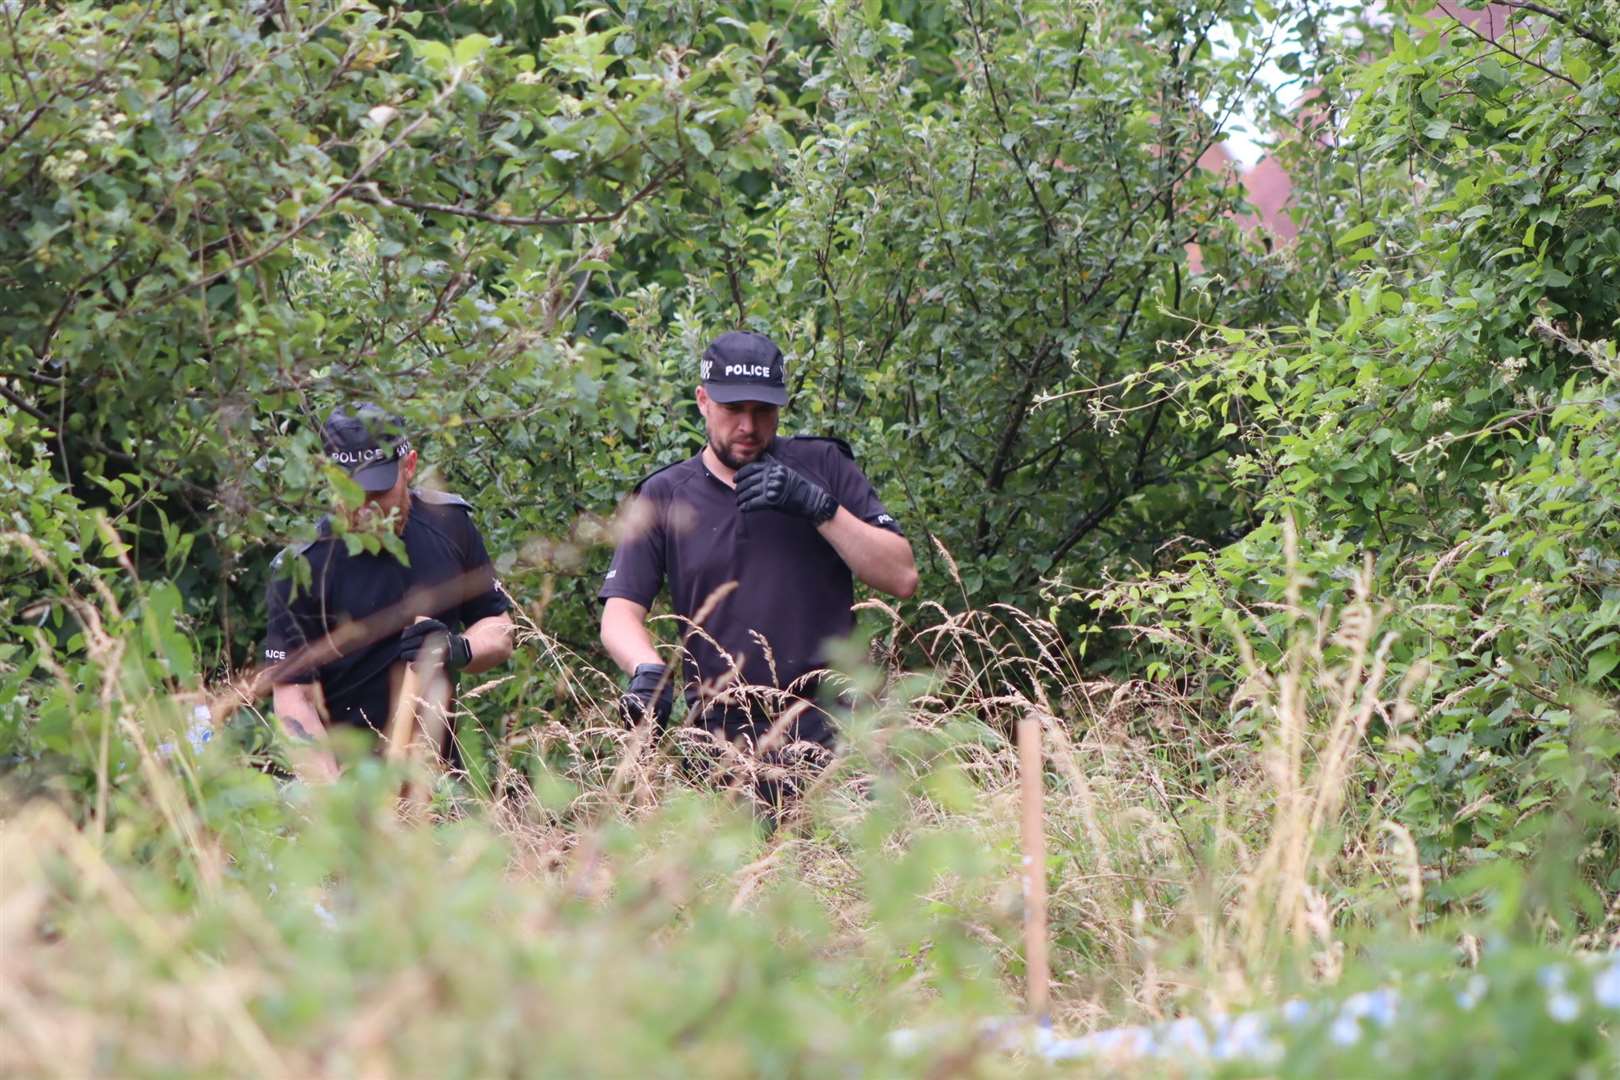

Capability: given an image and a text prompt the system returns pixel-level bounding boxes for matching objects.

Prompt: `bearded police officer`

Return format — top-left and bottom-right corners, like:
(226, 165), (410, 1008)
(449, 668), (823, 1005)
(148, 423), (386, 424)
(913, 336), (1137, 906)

(598, 331), (918, 771)
(263, 405), (514, 780)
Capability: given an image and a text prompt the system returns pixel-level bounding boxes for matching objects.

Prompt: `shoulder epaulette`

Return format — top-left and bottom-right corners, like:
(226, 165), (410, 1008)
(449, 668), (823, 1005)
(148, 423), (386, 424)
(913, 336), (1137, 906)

(414, 487), (471, 509)
(791, 435), (855, 459)
(270, 519), (330, 571)
(632, 459), (688, 494)
(270, 540), (315, 570)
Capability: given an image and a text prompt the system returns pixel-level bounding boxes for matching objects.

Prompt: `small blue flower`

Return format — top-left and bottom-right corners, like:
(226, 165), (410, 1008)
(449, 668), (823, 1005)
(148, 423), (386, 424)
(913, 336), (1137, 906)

(1592, 960), (1620, 1010)
(1547, 991), (1581, 1024)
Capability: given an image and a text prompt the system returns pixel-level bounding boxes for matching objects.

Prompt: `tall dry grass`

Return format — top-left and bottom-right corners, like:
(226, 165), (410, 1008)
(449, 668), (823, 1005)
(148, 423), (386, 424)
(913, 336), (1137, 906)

(0, 523), (1425, 1075)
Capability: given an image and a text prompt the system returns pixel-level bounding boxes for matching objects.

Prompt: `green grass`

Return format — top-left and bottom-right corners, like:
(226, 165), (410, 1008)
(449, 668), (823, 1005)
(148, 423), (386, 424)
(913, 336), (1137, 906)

(3, 548), (1618, 1076)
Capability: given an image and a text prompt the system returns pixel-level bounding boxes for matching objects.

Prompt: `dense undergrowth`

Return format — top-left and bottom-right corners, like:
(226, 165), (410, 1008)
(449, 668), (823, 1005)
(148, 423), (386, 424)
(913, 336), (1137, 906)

(4, 523), (1619, 1075)
(6, 0), (1620, 1073)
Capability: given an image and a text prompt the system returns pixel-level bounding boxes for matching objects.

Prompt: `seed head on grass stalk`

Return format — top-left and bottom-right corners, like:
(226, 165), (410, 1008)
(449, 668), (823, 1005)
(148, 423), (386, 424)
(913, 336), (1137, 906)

(1226, 517), (1425, 984)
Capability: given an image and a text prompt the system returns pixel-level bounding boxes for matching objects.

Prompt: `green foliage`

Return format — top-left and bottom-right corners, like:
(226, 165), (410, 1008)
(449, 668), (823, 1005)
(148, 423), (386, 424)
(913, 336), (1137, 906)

(9, 0), (1620, 1070)
(1, 0), (1333, 682)
(1273, 945), (1620, 1078)
(7, 516), (1619, 1075)
(1085, 1), (1620, 879)
(0, 0), (807, 671)
(5, 758), (1014, 1077)
(751, 0), (1308, 602)
(1, 536), (1019, 1074)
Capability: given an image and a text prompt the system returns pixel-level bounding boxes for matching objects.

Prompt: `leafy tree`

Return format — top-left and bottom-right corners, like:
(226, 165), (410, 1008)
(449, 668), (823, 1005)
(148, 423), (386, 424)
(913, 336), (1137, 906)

(0, 0), (802, 668)
(1091, 0), (1620, 881)
(747, 0), (1322, 604)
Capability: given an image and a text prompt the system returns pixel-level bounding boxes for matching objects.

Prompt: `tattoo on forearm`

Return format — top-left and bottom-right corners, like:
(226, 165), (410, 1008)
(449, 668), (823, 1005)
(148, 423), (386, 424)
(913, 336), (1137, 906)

(284, 718), (315, 743)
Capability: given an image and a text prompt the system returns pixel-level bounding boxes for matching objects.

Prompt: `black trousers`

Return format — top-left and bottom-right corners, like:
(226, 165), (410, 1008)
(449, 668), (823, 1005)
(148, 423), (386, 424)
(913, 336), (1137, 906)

(692, 695), (838, 751)
(682, 695), (841, 818)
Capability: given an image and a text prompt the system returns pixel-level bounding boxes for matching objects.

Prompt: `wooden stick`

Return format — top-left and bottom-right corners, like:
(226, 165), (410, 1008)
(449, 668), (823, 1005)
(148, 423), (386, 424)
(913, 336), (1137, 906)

(385, 617), (450, 809)
(1018, 711), (1050, 1023)
(384, 622), (425, 765)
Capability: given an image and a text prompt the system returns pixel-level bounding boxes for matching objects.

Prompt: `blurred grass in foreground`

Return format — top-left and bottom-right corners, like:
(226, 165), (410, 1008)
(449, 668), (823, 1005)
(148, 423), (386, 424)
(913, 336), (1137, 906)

(2, 522), (1618, 1076)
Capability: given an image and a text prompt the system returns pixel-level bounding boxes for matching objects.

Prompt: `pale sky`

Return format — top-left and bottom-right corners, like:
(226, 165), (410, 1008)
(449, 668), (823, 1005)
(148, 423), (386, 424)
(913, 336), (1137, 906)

(1209, 7), (1375, 168)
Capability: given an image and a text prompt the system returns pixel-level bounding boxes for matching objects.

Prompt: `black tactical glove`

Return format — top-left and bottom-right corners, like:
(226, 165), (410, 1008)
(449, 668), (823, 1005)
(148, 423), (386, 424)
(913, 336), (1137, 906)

(621, 662), (675, 728)
(399, 618), (474, 672)
(734, 454), (838, 524)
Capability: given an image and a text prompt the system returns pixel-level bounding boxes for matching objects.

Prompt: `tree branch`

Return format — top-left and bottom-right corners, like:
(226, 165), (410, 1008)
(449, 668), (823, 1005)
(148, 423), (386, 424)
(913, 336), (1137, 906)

(964, 0), (1055, 243)
(0, 382), (50, 424)
(1446, 9), (1583, 90)
(140, 71), (467, 311)
(1046, 492), (1125, 568)
(355, 156), (686, 228)
(1497, 0), (1612, 48)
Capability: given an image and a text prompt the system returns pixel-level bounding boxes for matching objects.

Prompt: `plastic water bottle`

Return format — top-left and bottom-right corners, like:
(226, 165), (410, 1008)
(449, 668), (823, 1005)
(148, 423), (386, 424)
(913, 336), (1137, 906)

(157, 704), (215, 758)
(185, 704), (215, 751)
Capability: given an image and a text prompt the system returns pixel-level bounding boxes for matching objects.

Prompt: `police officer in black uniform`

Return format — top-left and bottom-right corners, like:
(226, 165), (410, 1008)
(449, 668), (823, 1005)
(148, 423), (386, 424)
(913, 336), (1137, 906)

(263, 405), (514, 780)
(598, 332), (918, 789)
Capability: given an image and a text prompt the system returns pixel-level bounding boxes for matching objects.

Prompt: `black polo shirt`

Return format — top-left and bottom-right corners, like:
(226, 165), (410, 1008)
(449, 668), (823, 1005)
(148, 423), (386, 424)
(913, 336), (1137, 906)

(599, 436), (902, 705)
(263, 490), (509, 732)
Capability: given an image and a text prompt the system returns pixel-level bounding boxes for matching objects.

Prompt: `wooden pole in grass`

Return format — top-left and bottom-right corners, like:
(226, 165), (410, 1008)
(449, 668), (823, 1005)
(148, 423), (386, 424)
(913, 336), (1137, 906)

(1018, 711), (1050, 1023)
(384, 662), (421, 766)
(385, 617), (449, 809)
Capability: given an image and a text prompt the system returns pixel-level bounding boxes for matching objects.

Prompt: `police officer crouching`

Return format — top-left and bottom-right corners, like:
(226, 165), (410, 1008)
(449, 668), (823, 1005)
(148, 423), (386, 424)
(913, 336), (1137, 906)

(599, 332), (918, 815)
(262, 405), (514, 781)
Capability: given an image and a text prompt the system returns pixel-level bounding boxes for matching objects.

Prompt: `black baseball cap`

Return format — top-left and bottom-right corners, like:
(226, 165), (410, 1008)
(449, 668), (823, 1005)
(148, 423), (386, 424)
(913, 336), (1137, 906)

(321, 404), (412, 493)
(700, 331), (788, 406)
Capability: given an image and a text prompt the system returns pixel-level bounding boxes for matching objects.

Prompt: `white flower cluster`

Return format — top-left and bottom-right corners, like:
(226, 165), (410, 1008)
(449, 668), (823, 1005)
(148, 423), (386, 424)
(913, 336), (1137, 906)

(1499, 354), (1529, 383)
(155, 705), (214, 759)
(43, 148), (88, 185)
(1086, 395), (1123, 435)
(84, 111), (125, 144)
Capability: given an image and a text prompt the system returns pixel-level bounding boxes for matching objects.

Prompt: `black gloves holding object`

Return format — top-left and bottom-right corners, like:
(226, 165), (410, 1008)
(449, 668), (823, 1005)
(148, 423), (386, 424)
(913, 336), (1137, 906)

(398, 618), (474, 672)
(621, 662), (675, 728)
(734, 455), (838, 524)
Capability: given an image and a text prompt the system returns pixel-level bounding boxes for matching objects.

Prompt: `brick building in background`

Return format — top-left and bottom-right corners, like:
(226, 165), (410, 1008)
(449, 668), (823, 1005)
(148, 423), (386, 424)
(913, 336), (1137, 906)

(1191, 3), (1515, 268)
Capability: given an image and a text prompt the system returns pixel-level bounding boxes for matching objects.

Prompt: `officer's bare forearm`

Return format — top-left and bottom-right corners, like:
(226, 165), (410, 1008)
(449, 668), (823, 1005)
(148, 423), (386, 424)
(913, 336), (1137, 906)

(600, 597), (663, 674)
(272, 682), (340, 782)
(462, 612), (514, 674)
(818, 508), (919, 599)
(273, 682), (327, 741)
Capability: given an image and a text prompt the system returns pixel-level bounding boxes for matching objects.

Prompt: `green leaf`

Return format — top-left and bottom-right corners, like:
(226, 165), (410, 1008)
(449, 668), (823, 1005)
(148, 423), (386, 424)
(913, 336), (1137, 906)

(453, 33), (493, 68)
(1335, 221), (1377, 249)
(413, 39), (453, 73)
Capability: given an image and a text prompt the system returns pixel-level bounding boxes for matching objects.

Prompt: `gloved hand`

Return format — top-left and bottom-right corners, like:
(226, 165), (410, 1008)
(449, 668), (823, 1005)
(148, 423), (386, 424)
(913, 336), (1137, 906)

(734, 454), (838, 524)
(621, 661), (675, 728)
(399, 618), (473, 672)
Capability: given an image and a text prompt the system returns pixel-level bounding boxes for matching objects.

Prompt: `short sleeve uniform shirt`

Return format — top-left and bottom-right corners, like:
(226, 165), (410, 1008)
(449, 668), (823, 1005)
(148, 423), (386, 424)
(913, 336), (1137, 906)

(598, 436), (902, 702)
(263, 491), (509, 730)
